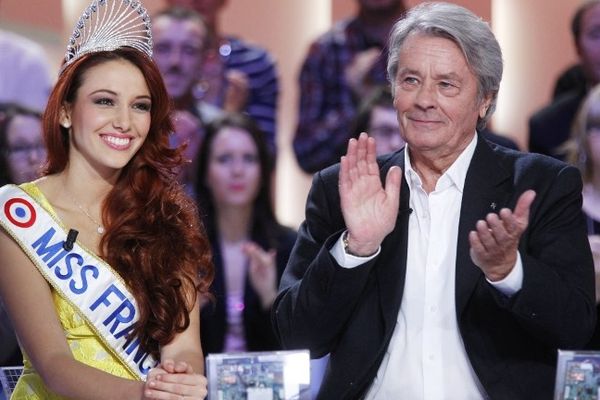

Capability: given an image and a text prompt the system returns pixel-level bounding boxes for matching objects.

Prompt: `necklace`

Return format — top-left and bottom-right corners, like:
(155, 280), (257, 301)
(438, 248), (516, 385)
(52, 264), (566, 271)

(69, 195), (105, 235)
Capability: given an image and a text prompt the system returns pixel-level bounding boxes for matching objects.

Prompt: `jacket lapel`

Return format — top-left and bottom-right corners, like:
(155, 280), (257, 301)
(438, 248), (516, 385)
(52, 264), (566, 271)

(455, 137), (512, 316)
(376, 150), (412, 333)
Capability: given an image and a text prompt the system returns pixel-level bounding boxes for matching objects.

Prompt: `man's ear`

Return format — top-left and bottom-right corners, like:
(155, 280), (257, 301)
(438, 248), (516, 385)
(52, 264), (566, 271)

(479, 96), (493, 119)
(60, 104), (72, 129)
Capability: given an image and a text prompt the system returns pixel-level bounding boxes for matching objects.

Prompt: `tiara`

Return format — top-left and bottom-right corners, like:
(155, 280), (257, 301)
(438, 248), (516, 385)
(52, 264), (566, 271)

(62, 0), (153, 73)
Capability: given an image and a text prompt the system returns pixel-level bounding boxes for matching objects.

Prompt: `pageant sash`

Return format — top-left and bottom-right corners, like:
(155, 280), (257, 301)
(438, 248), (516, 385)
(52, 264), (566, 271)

(0, 184), (158, 380)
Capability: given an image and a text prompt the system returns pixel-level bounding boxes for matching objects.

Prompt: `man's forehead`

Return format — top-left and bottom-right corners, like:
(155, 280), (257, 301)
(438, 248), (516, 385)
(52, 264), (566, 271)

(397, 36), (469, 71)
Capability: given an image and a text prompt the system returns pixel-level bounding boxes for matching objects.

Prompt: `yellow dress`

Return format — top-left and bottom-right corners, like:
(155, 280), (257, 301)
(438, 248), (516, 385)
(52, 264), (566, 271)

(10, 182), (137, 400)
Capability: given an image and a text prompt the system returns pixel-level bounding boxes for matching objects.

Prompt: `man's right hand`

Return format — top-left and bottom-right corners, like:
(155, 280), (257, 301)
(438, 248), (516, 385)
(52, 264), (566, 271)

(339, 132), (402, 256)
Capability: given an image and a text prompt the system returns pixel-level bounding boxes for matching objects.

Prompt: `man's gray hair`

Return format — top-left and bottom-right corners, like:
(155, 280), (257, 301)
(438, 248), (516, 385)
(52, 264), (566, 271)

(387, 2), (503, 131)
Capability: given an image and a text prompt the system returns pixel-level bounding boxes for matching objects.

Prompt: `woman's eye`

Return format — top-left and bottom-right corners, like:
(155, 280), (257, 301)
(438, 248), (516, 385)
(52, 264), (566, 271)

(243, 154), (259, 163)
(133, 102), (151, 112)
(94, 98), (114, 106)
(216, 154), (232, 164)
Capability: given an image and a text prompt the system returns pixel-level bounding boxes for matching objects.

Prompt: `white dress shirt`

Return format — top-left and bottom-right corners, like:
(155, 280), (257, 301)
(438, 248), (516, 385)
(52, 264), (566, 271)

(331, 134), (523, 399)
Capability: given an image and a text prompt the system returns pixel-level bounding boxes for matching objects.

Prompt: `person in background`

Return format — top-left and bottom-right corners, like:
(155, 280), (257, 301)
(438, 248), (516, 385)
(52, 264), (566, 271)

(0, 26), (51, 112)
(351, 85), (405, 156)
(293, 0), (407, 173)
(564, 83), (600, 348)
(0, 103), (45, 399)
(0, 103), (46, 186)
(0, 0), (213, 398)
(167, 0), (279, 157)
(195, 112), (296, 354)
(529, 0), (600, 159)
(553, 63), (587, 100)
(273, 3), (595, 399)
(152, 6), (221, 198)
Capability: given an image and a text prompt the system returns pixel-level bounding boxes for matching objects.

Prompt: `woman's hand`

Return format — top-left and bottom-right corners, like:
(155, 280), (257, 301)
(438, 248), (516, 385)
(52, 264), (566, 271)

(244, 241), (278, 309)
(143, 359), (207, 400)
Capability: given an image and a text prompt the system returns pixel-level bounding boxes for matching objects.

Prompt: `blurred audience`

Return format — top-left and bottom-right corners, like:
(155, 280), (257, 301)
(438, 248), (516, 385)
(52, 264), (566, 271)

(0, 29), (51, 112)
(195, 113), (295, 354)
(0, 103), (46, 186)
(0, 103), (45, 397)
(529, 0), (600, 159)
(293, 0), (406, 173)
(564, 84), (600, 348)
(167, 0), (279, 157)
(153, 6), (222, 198)
(351, 85), (404, 156)
(553, 63), (587, 100)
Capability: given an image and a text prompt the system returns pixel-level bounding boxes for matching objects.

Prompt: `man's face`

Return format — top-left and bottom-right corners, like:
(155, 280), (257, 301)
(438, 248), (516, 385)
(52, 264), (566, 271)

(168, 0), (224, 24)
(392, 33), (490, 160)
(578, 3), (600, 85)
(152, 16), (206, 100)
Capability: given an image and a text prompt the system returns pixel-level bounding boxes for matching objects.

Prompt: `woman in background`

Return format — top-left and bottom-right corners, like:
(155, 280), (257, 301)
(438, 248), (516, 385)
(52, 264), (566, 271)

(195, 112), (296, 354)
(0, 103), (45, 372)
(566, 83), (600, 348)
(0, 103), (45, 186)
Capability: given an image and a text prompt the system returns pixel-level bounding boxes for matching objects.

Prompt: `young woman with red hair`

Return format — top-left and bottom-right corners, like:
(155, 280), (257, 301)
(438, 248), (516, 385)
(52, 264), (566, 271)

(0, 2), (213, 398)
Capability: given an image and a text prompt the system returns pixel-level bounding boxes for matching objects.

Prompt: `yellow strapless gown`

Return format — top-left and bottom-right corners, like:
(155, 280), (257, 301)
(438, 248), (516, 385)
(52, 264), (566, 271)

(10, 182), (137, 399)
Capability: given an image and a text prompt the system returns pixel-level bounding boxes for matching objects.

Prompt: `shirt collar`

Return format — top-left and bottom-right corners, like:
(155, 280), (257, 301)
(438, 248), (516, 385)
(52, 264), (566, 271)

(404, 132), (478, 194)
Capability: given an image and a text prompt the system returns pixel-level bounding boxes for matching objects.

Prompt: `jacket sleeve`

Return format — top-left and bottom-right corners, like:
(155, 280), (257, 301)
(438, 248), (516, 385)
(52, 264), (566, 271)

(272, 169), (377, 357)
(498, 164), (596, 348)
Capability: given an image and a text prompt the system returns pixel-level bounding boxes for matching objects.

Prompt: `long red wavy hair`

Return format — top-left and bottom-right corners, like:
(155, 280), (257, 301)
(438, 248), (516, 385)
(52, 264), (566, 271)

(43, 48), (213, 358)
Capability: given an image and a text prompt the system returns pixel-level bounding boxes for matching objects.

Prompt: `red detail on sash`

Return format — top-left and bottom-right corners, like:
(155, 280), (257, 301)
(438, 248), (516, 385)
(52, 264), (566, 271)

(4, 198), (36, 228)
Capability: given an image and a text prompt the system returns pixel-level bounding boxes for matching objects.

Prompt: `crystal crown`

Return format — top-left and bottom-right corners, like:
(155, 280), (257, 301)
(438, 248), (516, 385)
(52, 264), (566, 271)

(62, 0), (153, 73)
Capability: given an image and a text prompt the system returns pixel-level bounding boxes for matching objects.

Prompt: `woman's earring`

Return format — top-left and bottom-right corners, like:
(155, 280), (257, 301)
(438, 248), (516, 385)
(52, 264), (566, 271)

(61, 120), (71, 129)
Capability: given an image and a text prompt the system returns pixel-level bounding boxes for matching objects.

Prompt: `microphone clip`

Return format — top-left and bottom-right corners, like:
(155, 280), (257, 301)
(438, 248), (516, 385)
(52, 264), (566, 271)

(63, 229), (79, 251)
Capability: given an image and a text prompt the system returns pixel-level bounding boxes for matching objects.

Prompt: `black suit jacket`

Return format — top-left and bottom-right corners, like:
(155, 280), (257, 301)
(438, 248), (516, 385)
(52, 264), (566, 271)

(528, 89), (586, 159)
(273, 136), (596, 399)
(201, 225), (297, 354)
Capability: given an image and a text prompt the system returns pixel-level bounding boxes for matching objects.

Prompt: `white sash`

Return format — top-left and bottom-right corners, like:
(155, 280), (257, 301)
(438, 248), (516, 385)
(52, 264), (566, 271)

(0, 184), (158, 380)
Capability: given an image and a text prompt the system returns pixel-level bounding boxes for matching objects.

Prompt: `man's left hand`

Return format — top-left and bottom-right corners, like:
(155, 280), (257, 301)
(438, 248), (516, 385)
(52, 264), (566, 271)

(469, 190), (536, 281)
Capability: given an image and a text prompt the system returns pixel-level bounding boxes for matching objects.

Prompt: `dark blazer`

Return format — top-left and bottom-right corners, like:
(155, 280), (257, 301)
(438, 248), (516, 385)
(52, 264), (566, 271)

(201, 225), (297, 354)
(528, 89), (587, 160)
(273, 135), (596, 399)
(480, 128), (519, 150)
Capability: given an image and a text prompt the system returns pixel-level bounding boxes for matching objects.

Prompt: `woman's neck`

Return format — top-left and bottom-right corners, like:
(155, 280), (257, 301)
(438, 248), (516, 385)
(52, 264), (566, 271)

(60, 168), (114, 208)
(216, 205), (252, 243)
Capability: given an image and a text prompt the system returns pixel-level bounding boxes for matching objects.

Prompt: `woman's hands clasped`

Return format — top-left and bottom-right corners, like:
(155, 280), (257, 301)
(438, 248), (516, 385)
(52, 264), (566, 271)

(143, 359), (207, 400)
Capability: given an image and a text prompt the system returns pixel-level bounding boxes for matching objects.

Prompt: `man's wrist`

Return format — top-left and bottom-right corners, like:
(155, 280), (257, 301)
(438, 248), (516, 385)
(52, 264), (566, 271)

(343, 231), (379, 257)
